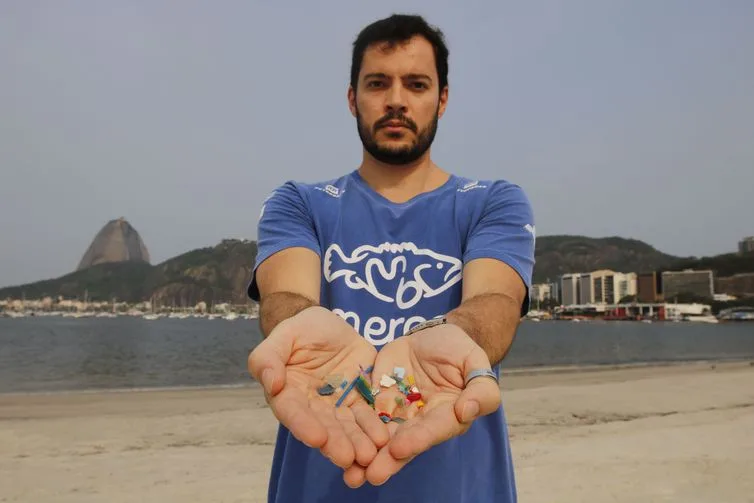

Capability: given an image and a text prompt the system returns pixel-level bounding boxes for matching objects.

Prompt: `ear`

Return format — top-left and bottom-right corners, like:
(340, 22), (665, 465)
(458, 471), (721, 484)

(437, 85), (449, 119)
(347, 85), (357, 118)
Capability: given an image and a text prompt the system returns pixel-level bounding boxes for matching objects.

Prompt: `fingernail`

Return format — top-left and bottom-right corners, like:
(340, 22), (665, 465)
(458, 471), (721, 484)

(462, 400), (479, 422)
(374, 476), (391, 486)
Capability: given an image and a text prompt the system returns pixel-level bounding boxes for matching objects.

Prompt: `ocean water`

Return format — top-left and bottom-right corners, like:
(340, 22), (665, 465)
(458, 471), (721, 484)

(0, 317), (752, 393)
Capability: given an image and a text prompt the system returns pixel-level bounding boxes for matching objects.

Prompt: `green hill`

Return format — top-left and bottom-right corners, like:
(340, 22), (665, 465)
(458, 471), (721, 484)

(671, 252), (754, 277)
(0, 261), (154, 303)
(532, 235), (681, 283)
(2, 235), (750, 304)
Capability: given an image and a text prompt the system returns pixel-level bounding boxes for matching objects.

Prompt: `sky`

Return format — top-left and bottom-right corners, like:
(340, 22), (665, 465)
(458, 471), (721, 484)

(1, 0), (752, 288)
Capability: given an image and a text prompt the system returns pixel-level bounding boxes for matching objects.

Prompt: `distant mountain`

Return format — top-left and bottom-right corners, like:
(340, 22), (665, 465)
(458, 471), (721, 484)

(77, 218), (150, 270)
(532, 235), (682, 283)
(0, 239), (257, 306)
(2, 235), (749, 304)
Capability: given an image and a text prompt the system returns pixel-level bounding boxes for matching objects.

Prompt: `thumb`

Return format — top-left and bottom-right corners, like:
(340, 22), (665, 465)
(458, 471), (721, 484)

(454, 352), (501, 424)
(248, 331), (293, 397)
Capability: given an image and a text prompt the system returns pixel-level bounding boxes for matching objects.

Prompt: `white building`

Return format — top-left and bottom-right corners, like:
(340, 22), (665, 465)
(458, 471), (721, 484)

(592, 270), (638, 304)
(531, 283), (552, 303)
(560, 270), (638, 307)
(619, 273), (638, 300)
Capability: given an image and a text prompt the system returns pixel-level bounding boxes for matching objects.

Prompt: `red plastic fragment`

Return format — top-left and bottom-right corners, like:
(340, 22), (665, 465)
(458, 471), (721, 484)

(378, 411), (392, 423)
(406, 392), (422, 402)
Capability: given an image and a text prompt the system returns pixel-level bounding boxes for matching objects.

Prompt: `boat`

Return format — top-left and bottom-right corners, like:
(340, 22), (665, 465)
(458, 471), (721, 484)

(684, 314), (719, 324)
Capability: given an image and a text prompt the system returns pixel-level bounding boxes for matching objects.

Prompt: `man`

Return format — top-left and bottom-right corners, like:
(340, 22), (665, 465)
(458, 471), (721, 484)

(247, 13), (535, 503)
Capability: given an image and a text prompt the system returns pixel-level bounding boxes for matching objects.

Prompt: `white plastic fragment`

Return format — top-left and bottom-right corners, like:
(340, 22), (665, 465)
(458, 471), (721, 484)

(380, 374), (397, 387)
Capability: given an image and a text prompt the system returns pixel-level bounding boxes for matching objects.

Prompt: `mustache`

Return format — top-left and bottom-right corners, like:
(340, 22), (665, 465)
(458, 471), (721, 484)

(374, 112), (417, 133)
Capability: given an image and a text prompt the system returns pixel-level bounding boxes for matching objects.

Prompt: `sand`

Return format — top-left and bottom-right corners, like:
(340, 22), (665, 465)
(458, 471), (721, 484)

(1, 361), (753, 503)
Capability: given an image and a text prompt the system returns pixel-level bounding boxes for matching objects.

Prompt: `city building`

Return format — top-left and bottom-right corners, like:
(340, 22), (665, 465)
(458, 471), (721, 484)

(618, 272), (638, 300)
(637, 271), (663, 302)
(560, 274), (580, 306)
(592, 270), (638, 304)
(549, 280), (561, 305)
(591, 270), (611, 304)
(578, 273), (593, 305)
(661, 269), (714, 299)
(559, 271), (639, 307)
(739, 236), (754, 255)
(717, 272), (754, 298)
(530, 283), (552, 303)
(530, 281), (562, 308)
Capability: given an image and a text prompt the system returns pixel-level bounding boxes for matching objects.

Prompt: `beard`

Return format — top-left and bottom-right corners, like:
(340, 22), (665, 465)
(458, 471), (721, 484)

(356, 106), (439, 166)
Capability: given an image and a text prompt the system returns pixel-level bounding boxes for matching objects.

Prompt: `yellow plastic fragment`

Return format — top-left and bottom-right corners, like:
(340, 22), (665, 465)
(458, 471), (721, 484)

(408, 375), (415, 386)
(417, 400), (425, 408)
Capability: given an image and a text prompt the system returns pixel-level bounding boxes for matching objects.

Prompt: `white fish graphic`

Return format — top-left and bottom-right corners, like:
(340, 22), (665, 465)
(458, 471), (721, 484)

(323, 242), (463, 310)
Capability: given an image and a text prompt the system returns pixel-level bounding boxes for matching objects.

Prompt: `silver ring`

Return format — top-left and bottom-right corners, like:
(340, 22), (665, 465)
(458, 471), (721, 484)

(464, 368), (498, 387)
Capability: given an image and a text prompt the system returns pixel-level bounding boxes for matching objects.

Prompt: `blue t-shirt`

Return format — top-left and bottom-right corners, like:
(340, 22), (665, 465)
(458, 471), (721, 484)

(249, 170), (535, 503)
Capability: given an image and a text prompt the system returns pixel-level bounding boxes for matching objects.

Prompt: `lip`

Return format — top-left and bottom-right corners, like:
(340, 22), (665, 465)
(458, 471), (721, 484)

(380, 123), (409, 131)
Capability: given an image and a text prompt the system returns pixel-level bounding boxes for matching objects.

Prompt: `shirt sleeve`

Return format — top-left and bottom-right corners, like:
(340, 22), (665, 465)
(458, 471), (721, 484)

(463, 181), (536, 316)
(247, 181), (321, 301)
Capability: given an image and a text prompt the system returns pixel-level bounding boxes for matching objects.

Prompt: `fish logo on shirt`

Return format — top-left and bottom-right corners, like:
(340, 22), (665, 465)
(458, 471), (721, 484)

(323, 242), (463, 310)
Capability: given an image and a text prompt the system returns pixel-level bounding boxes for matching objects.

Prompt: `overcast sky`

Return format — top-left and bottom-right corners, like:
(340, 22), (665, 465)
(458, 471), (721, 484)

(1, 0), (752, 288)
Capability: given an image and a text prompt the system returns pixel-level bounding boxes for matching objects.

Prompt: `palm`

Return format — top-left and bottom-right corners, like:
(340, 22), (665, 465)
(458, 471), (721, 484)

(373, 337), (463, 421)
(344, 323), (501, 487)
(248, 307), (389, 469)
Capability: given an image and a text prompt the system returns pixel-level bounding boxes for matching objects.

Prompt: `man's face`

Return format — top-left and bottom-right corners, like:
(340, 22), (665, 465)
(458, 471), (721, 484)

(349, 35), (448, 166)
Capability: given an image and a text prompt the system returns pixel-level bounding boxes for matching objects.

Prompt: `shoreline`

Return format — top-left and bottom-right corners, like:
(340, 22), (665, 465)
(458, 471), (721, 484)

(2, 358), (753, 398)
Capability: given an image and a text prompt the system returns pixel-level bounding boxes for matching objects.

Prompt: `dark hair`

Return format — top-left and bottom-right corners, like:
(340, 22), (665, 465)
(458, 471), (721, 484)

(350, 14), (449, 94)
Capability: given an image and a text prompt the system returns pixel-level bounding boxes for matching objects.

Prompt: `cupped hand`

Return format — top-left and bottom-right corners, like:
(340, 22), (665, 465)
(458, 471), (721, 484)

(247, 306), (389, 469)
(343, 323), (501, 488)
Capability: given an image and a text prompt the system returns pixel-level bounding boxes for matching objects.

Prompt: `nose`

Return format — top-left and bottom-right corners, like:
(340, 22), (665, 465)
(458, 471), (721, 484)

(385, 84), (407, 114)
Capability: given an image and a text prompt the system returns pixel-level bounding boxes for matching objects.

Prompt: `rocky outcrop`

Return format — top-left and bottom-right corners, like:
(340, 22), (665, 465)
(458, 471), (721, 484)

(76, 218), (150, 271)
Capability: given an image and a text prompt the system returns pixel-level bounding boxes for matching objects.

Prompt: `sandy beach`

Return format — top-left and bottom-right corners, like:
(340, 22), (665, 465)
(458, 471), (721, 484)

(1, 361), (753, 503)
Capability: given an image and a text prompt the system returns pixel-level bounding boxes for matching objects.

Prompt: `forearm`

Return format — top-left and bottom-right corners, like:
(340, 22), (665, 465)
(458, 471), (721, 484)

(258, 291), (318, 337)
(445, 293), (522, 367)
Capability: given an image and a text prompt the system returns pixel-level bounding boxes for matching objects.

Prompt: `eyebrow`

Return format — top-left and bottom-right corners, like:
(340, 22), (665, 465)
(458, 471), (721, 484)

(363, 72), (433, 82)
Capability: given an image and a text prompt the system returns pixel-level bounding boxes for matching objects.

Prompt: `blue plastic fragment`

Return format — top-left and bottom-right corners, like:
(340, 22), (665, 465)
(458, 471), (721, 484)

(317, 383), (335, 396)
(334, 366), (375, 408)
(335, 376), (359, 408)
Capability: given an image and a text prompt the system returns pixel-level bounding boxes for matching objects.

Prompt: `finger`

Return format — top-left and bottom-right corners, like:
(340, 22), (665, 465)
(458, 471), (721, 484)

(351, 401), (390, 450)
(363, 415), (418, 485)
(388, 401), (461, 461)
(268, 386), (328, 449)
(312, 399), (355, 468)
(453, 376), (501, 424)
(343, 464), (367, 489)
(338, 405), (378, 467)
(365, 443), (417, 486)
(454, 353), (502, 424)
(247, 329), (294, 397)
